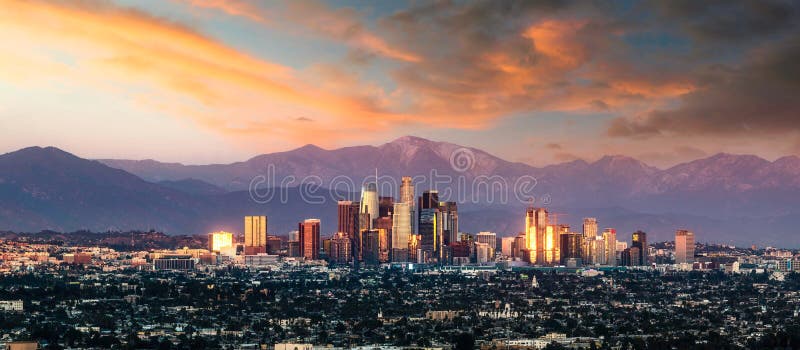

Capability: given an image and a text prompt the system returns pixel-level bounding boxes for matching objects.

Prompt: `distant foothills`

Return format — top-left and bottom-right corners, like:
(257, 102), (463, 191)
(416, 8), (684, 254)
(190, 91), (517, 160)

(0, 136), (799, 247)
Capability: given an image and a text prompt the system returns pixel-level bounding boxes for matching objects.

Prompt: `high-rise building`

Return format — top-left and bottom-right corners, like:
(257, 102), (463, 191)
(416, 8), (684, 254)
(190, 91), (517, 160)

(582, 218), (597, 261)
(329, 232), (352, 264)
(475, 242), (493, 264)
(501, 236), (515, 257)
(374, 220), (391, 262)
(208, 231), (234, 253)
(513, 234), (526, 260)
(379, 196), (394, 219)
(476, 232), (497, 251)
(524, 207), (548, 265)
(675, 229), (695, 264)
(602, 228), (617, 266)
(399, 176), (416, 234)
(418, 207), (442, 262)
(244, 216), (267, 255)
(440, 201), (459, 245)
(362, 229), (381, 265)
(360, 183), (379, 229)
(559, 232), (582, 265)
(631, 231), (648, 265)
(419, 190), (439, 210)
(543, 224), (559, 265)
(355, 212), (370, 261)
(391, 202), (411, 262)
(298, 219), (320, 260)
(418, 190), (442, 262)
(337, 201), (358, 238)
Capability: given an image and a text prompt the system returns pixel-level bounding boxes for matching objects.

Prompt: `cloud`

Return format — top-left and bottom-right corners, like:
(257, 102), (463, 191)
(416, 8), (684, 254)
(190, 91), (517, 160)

(183, 0), (267, 23)
(179, 0), (421, 62)
(608, 36), (800, 138)
(0, 0), (406, 148)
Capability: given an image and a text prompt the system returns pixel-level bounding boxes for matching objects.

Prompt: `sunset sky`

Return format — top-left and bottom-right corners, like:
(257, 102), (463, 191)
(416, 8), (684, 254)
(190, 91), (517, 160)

(1, 0), (798, 167)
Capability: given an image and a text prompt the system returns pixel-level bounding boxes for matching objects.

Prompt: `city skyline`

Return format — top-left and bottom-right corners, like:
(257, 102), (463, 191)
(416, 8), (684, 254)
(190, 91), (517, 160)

(2, 1), (799, 167)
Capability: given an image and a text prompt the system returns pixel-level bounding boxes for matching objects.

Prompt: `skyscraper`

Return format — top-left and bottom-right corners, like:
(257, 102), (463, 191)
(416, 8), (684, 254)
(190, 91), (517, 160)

(379, 196), (394, 218)
(632, 230), (648, 266)
(559, 232), (582, 265)
(374, 217), (392, 262)
(582, 218), (597, 261)
(337, 201), (357, 238)
(208, 231), (234, 253)
(475, 232), (497, 251)
(602, 228), (617, 266)
(399, 176), (416, 234)
(440, 201), (459, 245)
(298, 219), (320, 260)
(329, 232), (352, 264)
(244, 216), (267, 255)
(418, 190), (442, 262)
(524, 207), (548, 265)
(362, 229), (381, 265)
(391, 202), (411, 262)
(675, 229), (695, 264)
(360, 183), (379, 229)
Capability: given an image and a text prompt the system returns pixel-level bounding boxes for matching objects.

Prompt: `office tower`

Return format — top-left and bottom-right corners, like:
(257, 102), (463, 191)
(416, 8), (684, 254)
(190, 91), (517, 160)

(329, 232), (352, 264)
(418, 207), (442, 262)
(440, 201), (459, 245)
(208, 231), (233, 252)
(298, 219), (320, 260)
(620, 248), (633, 266)
(543, 225), (559, 265)
(379, 196), (394, 218)
(582, 218), (597, 261)
(559, 232), (582, 265)
(373, 222), (391, 263)
(586, 237), (605, 265)
(632, 230), (648, 265)
(475, 242), (492, 264)
(360, 183), (379, 229)
(391, 202), (411, 262)
(602, 228), (617, 266)
(501, 237), (515, 257)
(418, 190), (442, 262)
(288, 230), (299, 242)
(400, 176), (416, 234)
(244, 216), (268, 255)
(408, 234), (421, 263)
(355, 212), (371, 261)
(449, 241), (471, 265)
(675, 229), (695, 264)
(513, 234), (526, 259)
(525, 207), (548, 265)
(337, 201), (357, 238)
(266, 236), (282, 255)
(476, 232), (497, 251)
(419, 190), (439, 210)
(362, 229), (381, 265)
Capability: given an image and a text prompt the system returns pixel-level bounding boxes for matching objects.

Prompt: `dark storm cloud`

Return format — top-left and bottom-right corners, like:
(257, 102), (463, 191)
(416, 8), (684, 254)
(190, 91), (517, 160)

(653, 0), (800, 43)
(608, 36), (800, 138)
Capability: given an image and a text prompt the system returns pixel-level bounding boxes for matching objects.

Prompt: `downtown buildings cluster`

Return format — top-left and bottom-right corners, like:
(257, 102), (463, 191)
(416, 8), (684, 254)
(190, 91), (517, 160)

(200, 176), (701, 271)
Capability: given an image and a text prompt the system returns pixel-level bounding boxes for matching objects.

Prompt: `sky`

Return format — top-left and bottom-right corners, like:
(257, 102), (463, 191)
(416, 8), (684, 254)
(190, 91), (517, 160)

(1, 0), (799, 167)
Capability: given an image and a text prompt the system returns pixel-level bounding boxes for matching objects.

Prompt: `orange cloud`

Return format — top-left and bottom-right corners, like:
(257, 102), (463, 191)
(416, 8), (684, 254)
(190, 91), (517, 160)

(0, 0), (408, 149)
(184, 0), (267, 23)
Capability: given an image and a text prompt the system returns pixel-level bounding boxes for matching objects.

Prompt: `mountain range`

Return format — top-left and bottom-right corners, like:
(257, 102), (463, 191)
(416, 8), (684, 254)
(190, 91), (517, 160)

(1, 136), (799, 246)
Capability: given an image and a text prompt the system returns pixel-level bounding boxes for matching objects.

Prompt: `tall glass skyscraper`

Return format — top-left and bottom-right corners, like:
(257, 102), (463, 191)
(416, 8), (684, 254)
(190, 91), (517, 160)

(360, 183), (379, 229)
